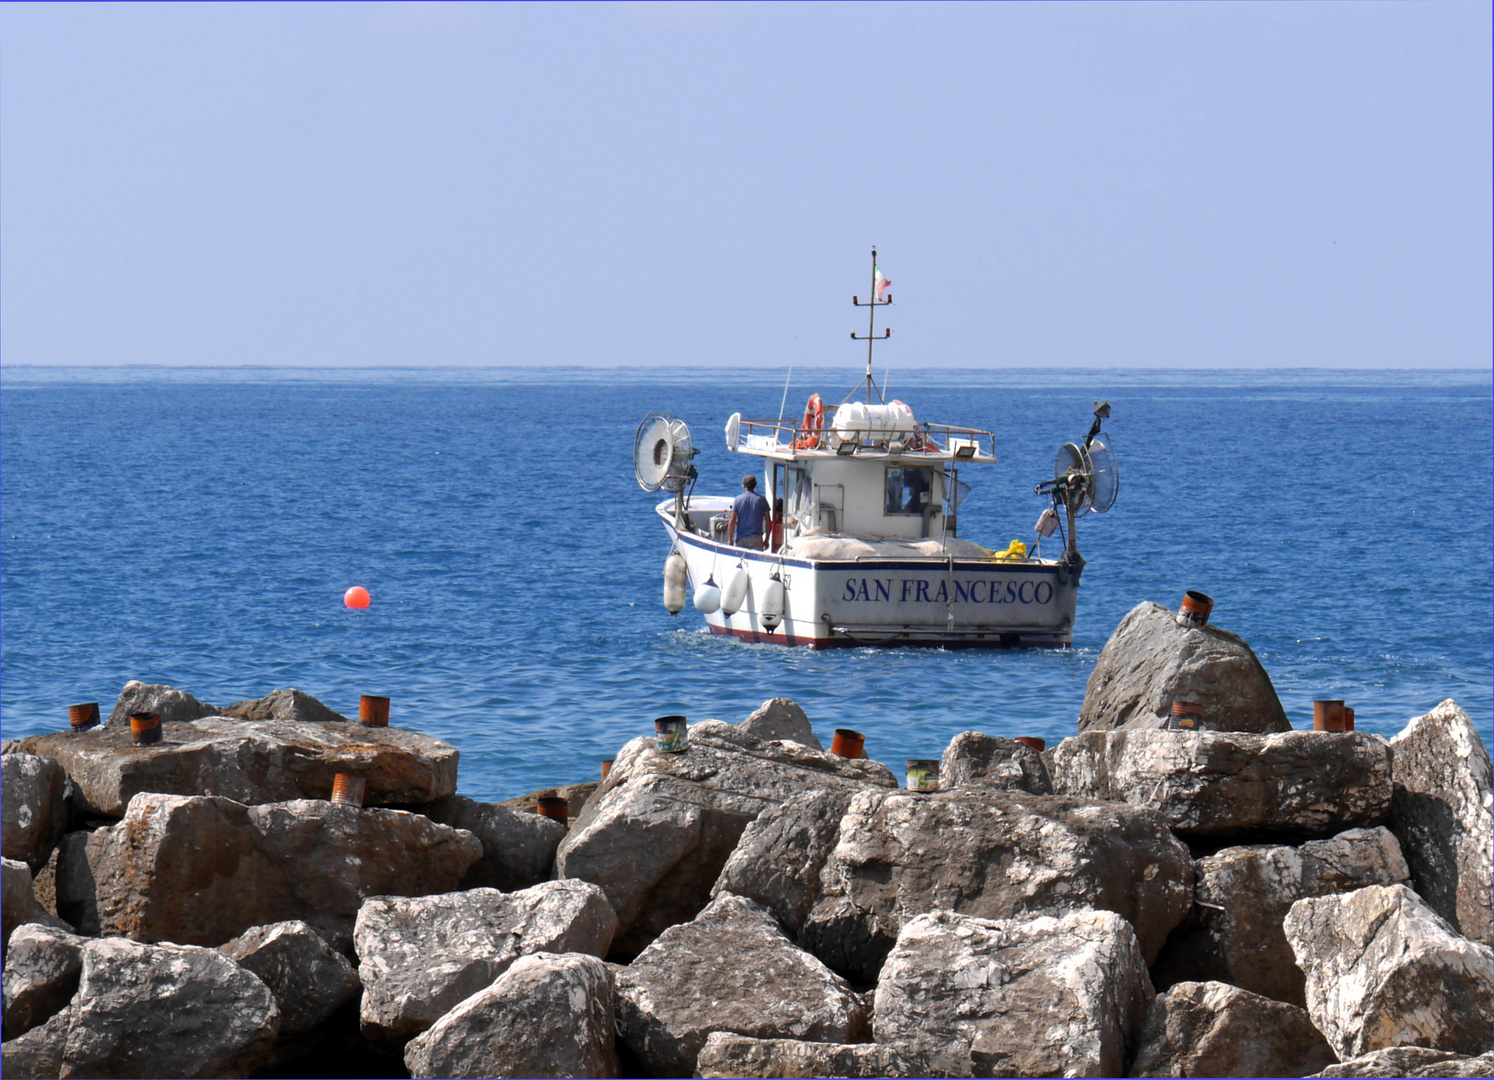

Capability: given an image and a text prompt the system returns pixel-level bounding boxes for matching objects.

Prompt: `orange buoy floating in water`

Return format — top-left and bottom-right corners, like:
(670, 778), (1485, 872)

(344, 586), (371, 609)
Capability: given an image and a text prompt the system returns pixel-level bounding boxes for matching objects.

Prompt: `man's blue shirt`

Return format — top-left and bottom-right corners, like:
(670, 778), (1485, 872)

(732, 489), (769, 540)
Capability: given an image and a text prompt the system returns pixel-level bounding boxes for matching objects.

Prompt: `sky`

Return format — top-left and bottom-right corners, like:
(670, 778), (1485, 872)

(1, 1), (1489, 370)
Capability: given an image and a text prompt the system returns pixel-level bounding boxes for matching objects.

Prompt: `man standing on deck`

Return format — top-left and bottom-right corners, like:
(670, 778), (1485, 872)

(728, 475), (769, 550)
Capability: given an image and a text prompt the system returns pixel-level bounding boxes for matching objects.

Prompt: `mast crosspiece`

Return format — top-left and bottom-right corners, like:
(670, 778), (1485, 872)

(848, 246), (892, 405)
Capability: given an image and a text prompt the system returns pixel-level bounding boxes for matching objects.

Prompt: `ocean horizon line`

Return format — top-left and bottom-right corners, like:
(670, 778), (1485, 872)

(2, 363), (1490, 392)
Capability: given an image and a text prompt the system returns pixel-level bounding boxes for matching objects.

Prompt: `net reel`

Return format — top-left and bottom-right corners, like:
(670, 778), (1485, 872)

(1034, 402), (1119, 561)
(634, 414), (699, 522)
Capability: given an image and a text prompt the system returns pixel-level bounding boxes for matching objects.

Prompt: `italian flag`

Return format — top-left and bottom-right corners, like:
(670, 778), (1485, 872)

(874, 265), (891, 302)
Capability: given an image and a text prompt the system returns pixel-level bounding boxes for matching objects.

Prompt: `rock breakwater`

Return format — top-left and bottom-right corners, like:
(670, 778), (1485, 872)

(2, 602), (1491, 1078)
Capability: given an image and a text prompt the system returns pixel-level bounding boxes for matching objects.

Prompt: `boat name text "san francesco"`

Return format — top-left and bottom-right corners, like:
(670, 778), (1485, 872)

(840, 577), (1055, 605)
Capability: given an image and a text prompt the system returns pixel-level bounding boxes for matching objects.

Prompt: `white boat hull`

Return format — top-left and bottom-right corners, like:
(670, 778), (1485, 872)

(660, 504), (1079, 648)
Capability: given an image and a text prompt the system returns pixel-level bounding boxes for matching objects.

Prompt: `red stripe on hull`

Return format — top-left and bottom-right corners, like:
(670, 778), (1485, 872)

(707, 623), (829, 648)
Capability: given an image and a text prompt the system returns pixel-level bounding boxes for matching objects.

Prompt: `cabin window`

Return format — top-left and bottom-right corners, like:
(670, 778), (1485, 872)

(885, 466), (935, 515)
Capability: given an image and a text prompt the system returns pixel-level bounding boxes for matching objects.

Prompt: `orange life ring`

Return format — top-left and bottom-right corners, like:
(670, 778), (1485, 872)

(792, 393), (825, 450)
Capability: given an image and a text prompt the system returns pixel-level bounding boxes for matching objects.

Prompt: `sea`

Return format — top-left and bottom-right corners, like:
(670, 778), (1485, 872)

(2, 366), (1490, 802)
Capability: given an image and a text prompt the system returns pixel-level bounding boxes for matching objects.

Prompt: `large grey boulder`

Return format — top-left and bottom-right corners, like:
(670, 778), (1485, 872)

(3, 858), (65, 962)
(220, 687), (350, 724)
(614, 893), (865, 1078)
(738, 697), (823, 750)
(1051, 729), (1392, 839)
(15, 718), (460, 818)
(2, 755), (67, 870)
(2, 924), (86, 1039)
(1152, 826), (1411, 1006)
(1388, 700), (1493, 945)
(3, 858), (34, 957)
(696, 1033), (953, 1079)
(354, 880), (616, 1045)
(218, 920), (360, 1039)
(1285, 883), (1494, 1059)
(417, 795), (566, 892)
(0, 936), (279, 1080)
(556, 720), (896, 956)
(1079, 601), (1291, 733)
(67, 793), (481, 952)
(875, 909), (1154, 1078)
(711, 787), (855, 935)
(800, 787), (1193, 981)
(939, 732), (1052, 794)
(1311, 1047), (1494, 1077)
(1129, 980), (1336, 1078)
(403, 952), (618, 1079)
(104, 680), (218, 728)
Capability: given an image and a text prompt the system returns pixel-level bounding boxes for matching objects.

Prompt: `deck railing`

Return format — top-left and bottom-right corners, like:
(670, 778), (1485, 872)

(733, 413), (996, 458)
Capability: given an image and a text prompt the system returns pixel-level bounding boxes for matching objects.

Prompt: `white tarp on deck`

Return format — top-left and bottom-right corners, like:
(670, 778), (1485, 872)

(784, 532), (998, 561)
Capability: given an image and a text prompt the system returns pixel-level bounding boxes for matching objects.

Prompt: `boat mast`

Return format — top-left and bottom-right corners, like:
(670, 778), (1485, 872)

(849, 247), (891, 405)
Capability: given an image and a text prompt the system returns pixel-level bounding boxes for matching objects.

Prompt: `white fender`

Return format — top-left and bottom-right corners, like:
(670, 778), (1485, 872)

(760, 574), (785, 631)
(663, 553), (687, 615)
(720, 567), (750, 616)
(693, 575), (721, 614)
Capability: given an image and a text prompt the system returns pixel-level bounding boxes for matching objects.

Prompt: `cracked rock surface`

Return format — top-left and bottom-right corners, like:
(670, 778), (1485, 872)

(939, 732), (1052, 794)
(1152, 826), (1411, 1005)
(16, 718), (460, 817)
(0, 936), (279, 1080)
(1285, 883), (1494, 1059)
(218, 920), (360, 1039)
(1, 754), (67, 871)
(1128, 979), (1336, 1078)
(696, 1033), (957, 1079)
(1078, 601), (1291, 734)
(69, 793), (481, 952)
(1309, 1047), (1494, 1077)
(557, 720), (895, 957)
(355, 880), (616, 1045)
(403, 952), (618, 1080)
(874, 908), (1154, 1078)
(614, 893), (865, 1078)
(801, 787), (1192, 980)
(1388, 700), (1493, 946)
(1051, 729), (1392, 839)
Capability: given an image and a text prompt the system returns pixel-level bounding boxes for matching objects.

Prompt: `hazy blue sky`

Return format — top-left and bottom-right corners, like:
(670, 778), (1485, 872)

(2, 1), (1489, 369)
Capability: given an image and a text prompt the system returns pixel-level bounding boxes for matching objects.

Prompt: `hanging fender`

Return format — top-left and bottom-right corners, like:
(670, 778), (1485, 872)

(721, 567), (751, 616)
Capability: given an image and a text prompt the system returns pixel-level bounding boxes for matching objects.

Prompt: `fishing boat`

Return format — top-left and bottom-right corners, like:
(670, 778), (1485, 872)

(633, 250), (1118, 648)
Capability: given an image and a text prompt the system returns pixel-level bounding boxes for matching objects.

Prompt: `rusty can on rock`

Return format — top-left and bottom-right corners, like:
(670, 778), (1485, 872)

(69, 702), (100, 733)
(129, 713), (161, 746)
(536, 796), (569, 826)
(1176, 590), (1214, 629)
(358, 695), (390, 727)
(831, 728), (866, 759)
(1313, 700), (1349, 732)
(331, 773), (366, 807)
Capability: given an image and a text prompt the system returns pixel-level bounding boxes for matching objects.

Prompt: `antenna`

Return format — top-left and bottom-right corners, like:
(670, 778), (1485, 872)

(777, 337), (797, 428)
(849, 247), (891, 405)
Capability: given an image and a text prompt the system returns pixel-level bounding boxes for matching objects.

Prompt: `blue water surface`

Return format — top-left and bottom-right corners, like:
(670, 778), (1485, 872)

(2, 367), (1490, 801)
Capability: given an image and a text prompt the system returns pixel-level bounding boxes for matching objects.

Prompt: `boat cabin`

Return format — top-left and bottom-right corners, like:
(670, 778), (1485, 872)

(707, 403), (997, 551)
